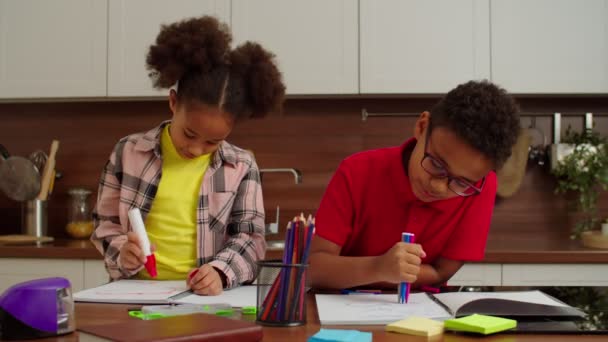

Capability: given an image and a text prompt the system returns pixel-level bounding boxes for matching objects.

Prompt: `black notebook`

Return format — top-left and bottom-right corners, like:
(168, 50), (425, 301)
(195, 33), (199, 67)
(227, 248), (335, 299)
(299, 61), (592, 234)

(431, 290), (586, 320)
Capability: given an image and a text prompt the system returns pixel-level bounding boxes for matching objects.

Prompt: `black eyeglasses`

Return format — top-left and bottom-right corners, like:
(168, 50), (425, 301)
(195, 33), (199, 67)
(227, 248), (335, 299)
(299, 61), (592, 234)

(421, 129), (485, 197)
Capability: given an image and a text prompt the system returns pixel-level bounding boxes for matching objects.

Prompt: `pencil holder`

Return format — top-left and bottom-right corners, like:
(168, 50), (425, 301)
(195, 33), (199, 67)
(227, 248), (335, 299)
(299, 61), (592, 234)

(256, 260), (308, 327)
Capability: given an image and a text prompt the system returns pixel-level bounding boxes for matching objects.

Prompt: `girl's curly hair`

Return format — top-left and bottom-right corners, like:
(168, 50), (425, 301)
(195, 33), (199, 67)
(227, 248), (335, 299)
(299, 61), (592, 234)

(430, 80), (521, 169)
(146, 16), (285, 119)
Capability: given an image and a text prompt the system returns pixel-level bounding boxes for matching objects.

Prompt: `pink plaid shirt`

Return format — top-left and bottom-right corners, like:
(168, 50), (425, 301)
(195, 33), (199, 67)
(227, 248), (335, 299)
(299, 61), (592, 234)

(91, 121), (266, 288)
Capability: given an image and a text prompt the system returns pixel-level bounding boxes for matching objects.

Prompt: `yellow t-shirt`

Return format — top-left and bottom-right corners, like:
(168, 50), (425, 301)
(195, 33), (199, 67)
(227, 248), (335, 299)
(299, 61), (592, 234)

(137, 125), (211, 280)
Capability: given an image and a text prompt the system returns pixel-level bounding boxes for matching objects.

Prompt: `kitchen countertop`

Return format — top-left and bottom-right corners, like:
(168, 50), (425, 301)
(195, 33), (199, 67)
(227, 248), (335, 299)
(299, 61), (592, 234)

(1, 230), (608, 263)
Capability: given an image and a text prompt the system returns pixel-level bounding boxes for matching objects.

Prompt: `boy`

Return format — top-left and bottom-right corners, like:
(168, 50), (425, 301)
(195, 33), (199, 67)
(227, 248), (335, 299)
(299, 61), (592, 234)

(309, 80), (520, 289)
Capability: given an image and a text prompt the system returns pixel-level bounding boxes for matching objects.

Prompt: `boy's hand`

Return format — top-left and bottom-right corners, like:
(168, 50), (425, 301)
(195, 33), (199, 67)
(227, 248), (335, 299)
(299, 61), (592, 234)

(188, 265), (224, 296)
(374, 242), (426, 284)
(119, 232), (146, 270)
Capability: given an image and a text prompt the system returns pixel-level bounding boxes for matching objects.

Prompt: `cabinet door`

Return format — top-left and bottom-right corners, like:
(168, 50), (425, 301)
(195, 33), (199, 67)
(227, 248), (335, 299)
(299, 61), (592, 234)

(0, 259), (85, 292)
(232, 0), (358, 95)
(84, 259), (109, 289)
(491, 0), (608, 94)
(108, 0), (230, 97)
(502, 264), (608, 286)
(0, 0), (107, 99)
(360, 0), (490, 94)
(448, 264), (502, 286)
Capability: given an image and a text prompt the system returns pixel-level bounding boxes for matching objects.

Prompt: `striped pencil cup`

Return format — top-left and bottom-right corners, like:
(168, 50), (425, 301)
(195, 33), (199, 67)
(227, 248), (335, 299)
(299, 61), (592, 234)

(255, 260), (308, 327)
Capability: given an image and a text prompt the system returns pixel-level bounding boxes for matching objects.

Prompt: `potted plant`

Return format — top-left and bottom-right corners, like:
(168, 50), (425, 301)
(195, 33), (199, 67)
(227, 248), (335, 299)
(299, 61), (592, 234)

(552, 127), (608, 239)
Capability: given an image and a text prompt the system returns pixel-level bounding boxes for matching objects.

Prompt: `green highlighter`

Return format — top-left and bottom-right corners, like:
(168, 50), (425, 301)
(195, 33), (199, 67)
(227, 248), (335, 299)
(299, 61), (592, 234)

(129, 304), (257, 320)
(130, 304), (231, 320)
(444, 314), (517, 335)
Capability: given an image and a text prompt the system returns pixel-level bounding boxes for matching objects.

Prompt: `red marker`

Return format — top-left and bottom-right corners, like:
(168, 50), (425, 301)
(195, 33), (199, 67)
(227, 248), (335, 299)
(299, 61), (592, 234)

(188, 269), (199, 283)
(128, 208), (157, 278)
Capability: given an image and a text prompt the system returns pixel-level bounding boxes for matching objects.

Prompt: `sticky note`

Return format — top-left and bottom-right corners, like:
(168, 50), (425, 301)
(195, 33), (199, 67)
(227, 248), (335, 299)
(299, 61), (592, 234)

(386, 316), (444, 337)
(308, 328), (372, 342)
(444, 314), (517, 335)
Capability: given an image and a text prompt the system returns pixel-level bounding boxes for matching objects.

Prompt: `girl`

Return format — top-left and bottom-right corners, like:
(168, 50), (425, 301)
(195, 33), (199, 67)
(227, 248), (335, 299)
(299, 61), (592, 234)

(91, 16), (285, 295)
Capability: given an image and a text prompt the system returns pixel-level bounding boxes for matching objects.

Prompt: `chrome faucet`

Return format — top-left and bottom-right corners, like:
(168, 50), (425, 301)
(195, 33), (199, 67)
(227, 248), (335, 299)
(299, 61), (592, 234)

(259, 168), (302, 184)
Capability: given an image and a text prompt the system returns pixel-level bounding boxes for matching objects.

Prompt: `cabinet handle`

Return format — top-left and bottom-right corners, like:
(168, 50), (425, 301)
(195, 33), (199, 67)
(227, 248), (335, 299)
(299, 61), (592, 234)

(361, 108), (419, 121)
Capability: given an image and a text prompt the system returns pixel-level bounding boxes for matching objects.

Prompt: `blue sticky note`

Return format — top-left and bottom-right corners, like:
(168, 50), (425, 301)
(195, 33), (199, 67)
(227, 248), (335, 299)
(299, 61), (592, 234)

(308, 328), (372, 342)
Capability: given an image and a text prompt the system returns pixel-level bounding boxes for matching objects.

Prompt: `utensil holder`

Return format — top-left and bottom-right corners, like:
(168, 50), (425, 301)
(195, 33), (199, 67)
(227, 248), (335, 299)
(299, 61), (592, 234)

(256, 260), (307, 327)
(22, 199), (48, 237)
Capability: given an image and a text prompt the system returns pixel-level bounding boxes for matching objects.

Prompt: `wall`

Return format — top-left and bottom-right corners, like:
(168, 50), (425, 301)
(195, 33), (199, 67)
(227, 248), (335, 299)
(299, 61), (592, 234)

(1, 97), (608, 240)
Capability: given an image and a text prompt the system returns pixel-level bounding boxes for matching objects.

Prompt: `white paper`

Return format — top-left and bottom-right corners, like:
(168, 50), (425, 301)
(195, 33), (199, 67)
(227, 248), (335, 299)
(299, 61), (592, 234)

(315, 293), (451, 325)
(173, 286), (258, 308)
(433, 290), (569, 314)
(73, 280), (188, 304)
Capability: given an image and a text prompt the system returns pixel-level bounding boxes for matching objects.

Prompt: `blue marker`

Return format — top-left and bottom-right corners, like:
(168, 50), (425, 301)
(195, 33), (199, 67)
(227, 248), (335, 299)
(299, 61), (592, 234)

(398, 232), (415, 304)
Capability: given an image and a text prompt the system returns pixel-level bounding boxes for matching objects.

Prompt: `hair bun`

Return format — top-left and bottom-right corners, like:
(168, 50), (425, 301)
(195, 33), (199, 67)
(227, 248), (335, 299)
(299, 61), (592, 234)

(146, 16), (232, 89)
(230, 42), (285, 117)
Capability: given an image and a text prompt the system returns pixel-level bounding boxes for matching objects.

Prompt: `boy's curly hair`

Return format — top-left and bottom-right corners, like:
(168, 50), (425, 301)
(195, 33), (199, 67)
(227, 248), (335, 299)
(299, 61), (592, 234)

(430, 80), (521, 169)
(146, 16), (285, 119)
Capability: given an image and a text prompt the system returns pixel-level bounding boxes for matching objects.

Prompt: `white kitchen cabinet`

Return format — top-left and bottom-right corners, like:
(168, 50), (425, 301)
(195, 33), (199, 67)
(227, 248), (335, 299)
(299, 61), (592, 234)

(84, 259), (109, 289)
(360, 0), (490, 94)
(231, 0), (358, 95)
(0, 0), (107, 99)
(491, 0), (608, 94)
(448, 264), (502, 286)
(0, 258), (85, 293)
(502, 264), (608, 286)
(0, 258), (108, 293)
(107, 0), (230, 97)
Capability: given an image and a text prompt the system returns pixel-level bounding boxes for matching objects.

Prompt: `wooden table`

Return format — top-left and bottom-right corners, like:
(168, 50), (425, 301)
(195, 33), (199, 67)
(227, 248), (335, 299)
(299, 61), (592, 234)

(8, 294), (603, 342)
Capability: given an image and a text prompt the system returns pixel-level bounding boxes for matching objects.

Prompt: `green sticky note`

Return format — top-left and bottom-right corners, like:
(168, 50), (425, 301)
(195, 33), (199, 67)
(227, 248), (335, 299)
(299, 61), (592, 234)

(444, 314), (517, 335)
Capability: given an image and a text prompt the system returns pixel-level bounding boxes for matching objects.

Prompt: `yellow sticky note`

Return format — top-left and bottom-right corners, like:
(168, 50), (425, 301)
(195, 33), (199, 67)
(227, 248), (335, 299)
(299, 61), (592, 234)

(444, 314), (517, 335)
(386, 316), (444, 337)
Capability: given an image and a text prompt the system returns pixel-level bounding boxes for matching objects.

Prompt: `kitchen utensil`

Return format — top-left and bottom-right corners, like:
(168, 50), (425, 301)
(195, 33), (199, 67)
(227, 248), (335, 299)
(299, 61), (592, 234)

(22, 199), (48, 238)
(37, 140), (59, 201)
(0, 156), (41, 201)
(0, 144), (9, 160)
(497, 129), (532, 198)
(527, 116), (547, 166)
(28, 150), (48, 173)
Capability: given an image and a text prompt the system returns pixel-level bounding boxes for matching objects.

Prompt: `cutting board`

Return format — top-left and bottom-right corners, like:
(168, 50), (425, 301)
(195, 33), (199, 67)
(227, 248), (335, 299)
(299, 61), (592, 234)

(0, 234), (54, 245)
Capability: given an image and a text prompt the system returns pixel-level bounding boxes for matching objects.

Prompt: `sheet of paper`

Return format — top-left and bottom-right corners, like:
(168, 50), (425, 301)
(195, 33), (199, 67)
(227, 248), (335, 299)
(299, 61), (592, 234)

(315, 293), (451, 325)
(173, 285), (258, 308)
(433, 290), (568, 314)
(73, 280), (188, 304)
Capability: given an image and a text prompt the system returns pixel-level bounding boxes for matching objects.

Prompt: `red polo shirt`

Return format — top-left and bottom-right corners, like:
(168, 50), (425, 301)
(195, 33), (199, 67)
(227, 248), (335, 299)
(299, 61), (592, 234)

(315, 138), (496, 264)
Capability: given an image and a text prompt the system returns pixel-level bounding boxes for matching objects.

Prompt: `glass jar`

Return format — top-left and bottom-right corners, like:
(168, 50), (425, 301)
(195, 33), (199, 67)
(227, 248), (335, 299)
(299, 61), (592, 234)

(66, 187), (94, 239)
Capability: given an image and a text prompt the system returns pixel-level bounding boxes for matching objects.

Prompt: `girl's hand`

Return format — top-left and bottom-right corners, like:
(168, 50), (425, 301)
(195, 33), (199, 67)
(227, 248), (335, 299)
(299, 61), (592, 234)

(373, 242), (426, 284)
(188, 264), (224, 296)
(119, 232), (146, 270)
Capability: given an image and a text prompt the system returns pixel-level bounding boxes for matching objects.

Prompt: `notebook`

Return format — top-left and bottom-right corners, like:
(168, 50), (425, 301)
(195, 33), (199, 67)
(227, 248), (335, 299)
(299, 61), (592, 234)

(316, 290), (585, 325)
(77, 313), (263, 342)
(444, 314), (517, 335)
(73, 280), (257, 307)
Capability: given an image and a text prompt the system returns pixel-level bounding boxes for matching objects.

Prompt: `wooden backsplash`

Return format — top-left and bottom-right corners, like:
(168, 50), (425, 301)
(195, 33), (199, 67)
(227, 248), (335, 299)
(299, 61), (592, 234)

(1, 97), (608, 239)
